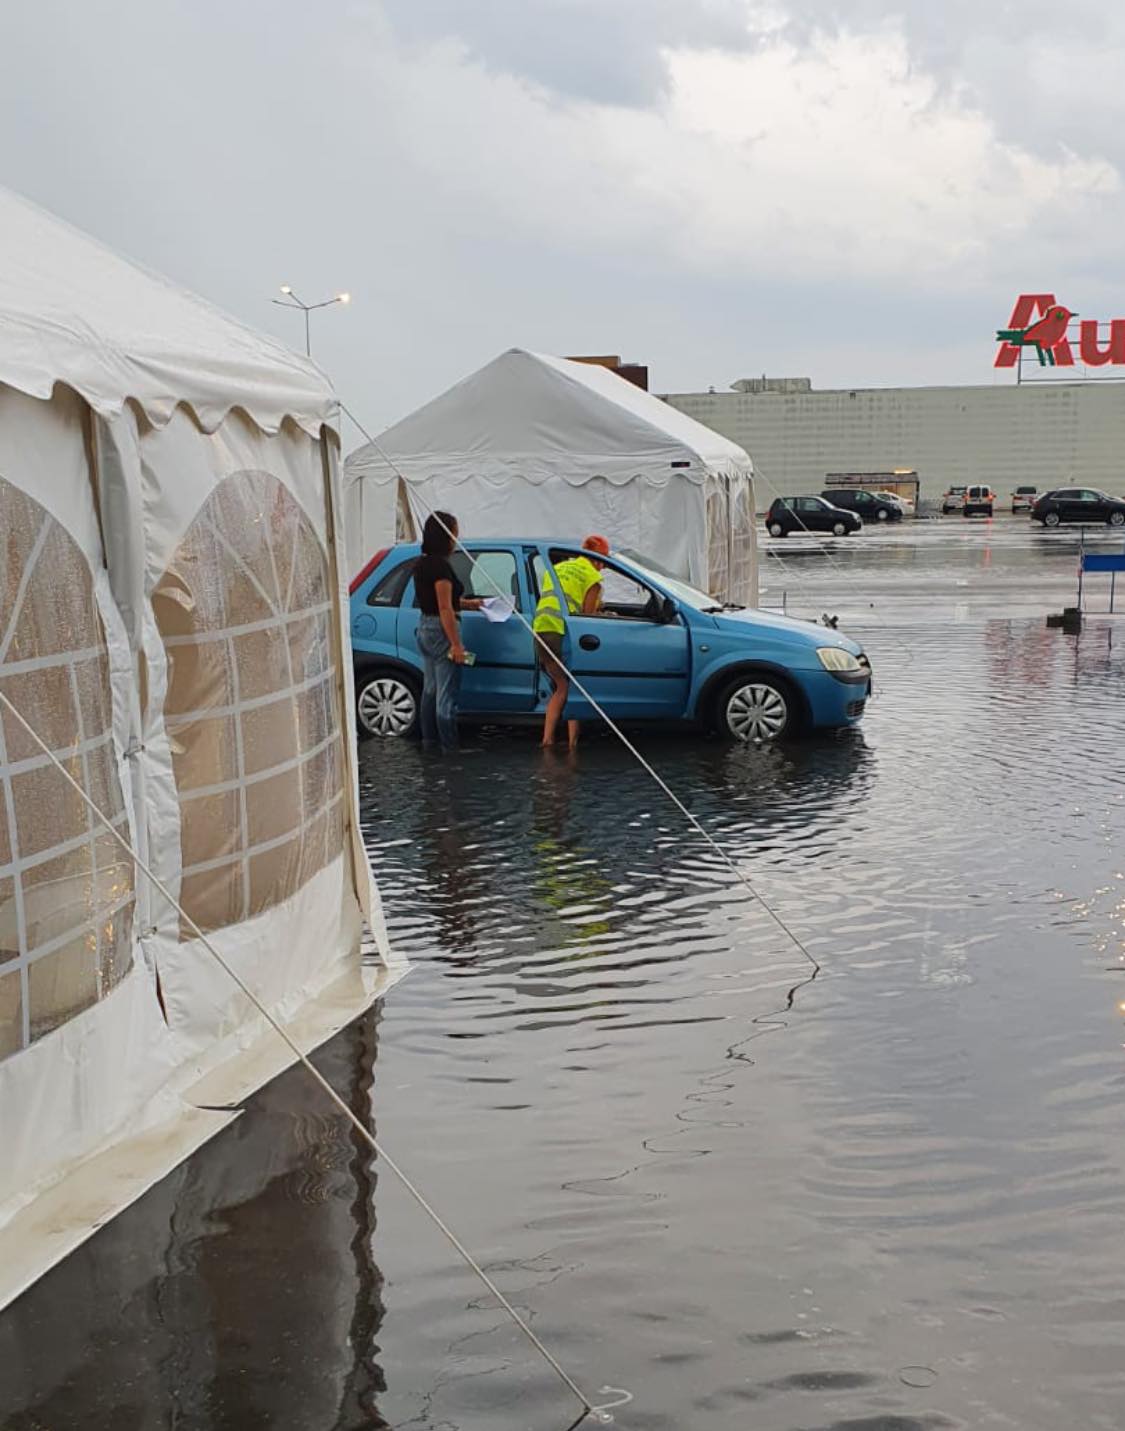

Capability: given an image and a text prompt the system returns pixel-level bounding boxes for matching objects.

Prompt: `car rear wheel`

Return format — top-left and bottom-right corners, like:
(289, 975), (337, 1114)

(1109, 511), (1125, 527)
(356, 671), (419, 738)
(832, 521), (847, 536)
(717, 674), (794, 743)
(1044, 511), (1061, 527)
(768, 521), (786, 537)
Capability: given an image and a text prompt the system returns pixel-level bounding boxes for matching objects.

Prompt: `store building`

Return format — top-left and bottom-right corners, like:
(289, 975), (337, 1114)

(661, 377), (1125, 508)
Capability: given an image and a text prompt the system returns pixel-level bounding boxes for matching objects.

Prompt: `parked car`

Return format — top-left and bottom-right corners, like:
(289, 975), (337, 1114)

(349, 540), (872, 743)
(765, 496), (862, 538)
(1011, 484), (1038, 513)
(820, 488), (903, 523)
(942, 485), (967, 514)
(874, 490), (914, 516)
(1031, 488), (1125, 528)
(963, 484), (995, 517)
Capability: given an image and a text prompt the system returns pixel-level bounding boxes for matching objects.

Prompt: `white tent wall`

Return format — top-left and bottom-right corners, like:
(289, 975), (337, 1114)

(398, 467), (711, 589)
(341, 462), (402, 578)
(95, 404), (388, 1057)
(0, 383), (178, 1221)
(0, 386), (399, 1307)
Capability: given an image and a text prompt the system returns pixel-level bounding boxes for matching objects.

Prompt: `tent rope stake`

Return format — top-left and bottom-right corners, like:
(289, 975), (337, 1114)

(0, 688), (624, 1426)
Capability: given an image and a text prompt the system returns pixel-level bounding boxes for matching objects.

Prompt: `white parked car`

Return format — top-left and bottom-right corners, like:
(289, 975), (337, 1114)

(874, 490), (914, 516)
(1011, 485), (1038, 513)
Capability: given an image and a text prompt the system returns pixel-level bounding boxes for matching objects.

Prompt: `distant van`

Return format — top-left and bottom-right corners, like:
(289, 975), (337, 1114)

(963, 484), (995, 518)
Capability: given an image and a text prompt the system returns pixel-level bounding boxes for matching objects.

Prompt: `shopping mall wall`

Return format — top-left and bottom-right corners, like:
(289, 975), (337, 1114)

(662, 381), (1125, 507)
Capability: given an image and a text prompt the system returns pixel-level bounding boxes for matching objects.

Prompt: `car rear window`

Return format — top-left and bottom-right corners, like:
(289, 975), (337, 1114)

(366, 558), (414, 607)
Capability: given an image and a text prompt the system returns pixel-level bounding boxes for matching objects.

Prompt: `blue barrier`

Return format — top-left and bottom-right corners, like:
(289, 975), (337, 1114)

(1079, 549), (1125, 611)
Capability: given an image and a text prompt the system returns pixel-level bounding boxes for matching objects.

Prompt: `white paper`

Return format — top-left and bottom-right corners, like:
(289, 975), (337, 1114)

(480, 595), (515, 624)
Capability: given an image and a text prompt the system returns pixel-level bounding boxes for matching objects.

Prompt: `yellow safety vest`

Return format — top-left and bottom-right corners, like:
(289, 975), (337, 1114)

(533, 556), (602, 635)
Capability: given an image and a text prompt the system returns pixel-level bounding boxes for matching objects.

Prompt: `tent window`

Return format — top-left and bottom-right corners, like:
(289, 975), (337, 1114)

(0, 476), (134, 1061)
(152, 471), (345, 939)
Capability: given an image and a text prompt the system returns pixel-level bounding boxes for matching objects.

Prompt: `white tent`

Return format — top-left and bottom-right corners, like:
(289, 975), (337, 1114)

(0, 186), (402, 1307)
(344, 349), (759, 605)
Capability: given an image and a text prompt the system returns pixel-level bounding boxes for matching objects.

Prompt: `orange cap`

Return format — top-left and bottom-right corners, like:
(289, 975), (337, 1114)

(583, 533), (611, 557)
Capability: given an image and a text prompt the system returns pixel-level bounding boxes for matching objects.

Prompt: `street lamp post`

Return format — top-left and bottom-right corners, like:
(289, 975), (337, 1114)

(272, 284), (351, 357)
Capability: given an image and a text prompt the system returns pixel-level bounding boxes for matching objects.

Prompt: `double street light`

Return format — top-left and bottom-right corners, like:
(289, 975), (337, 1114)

(272, 284), (351, 357)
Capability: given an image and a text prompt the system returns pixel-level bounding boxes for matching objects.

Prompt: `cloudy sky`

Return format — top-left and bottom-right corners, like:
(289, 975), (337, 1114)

(2, 0), (1122, 433)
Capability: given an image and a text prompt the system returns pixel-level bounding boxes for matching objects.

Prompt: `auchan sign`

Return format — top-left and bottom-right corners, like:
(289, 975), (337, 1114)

(995, 293), (1125, 368)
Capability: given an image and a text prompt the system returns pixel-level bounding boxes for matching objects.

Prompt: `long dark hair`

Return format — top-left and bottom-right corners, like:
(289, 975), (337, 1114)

(421, 511), (457, 557)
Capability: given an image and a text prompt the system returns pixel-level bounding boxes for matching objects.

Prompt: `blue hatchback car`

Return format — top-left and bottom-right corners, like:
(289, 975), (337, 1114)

(349, 541), (871, 742)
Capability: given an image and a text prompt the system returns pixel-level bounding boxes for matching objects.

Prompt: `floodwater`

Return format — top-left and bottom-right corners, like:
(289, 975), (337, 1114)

(3, 518), (1125, 1430)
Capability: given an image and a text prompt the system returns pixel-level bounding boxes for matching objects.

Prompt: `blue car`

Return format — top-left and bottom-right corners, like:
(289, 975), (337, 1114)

(348, 540), (871, 742)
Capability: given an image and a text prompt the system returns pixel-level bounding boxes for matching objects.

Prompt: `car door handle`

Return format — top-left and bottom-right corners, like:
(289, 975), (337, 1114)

(579, 634), (600, 651)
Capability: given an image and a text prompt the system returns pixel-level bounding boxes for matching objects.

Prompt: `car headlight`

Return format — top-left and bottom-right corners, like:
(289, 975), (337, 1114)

(816, 646), (863, 673)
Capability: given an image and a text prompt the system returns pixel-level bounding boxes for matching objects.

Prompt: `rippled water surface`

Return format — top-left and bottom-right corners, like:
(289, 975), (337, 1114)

(3, 521), (1125, 1431)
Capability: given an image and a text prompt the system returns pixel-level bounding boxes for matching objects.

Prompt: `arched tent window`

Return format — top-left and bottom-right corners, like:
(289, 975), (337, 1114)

(0, 477), (134, 1060)
(152, 471), (345, 938)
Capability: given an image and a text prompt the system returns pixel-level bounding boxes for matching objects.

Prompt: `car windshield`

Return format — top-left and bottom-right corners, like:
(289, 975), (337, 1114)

(615, 548), (720, 610)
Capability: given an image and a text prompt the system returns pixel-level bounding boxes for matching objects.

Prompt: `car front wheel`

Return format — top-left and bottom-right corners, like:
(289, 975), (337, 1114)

(1109, 511), (1125, 527)
(832, 521), (847, 536)
(717, 674), (794, 743)
(356, 671), (420, 738)
(1044, 511), (1061, 527)
(876, 508), (889, 521)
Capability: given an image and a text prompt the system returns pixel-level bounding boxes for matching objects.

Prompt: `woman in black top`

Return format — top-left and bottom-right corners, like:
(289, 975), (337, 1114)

(415, 511), (482, 751)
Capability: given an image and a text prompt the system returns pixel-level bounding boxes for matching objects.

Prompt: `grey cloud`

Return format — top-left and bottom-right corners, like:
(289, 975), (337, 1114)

(379, 0), (757, 105)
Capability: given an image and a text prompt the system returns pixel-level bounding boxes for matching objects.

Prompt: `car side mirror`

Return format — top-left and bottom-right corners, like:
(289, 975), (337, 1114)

(660, 596), (677, 624)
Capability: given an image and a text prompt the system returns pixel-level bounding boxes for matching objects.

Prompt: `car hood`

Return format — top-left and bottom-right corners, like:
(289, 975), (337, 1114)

(711, 606), (865, 656)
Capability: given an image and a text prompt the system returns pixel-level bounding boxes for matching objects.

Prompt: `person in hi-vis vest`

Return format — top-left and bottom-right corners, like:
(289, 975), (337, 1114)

(533, 534), (610, 748)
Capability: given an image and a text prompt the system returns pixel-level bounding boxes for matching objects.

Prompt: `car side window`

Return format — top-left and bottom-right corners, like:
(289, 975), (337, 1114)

(454, 549), (521, 609)
(798, 498), (823, 512)
(366, 559), (414, 607)
(1080, 490), (1100, 502)
(537, 551), (664, 623)
(597, 566), (664, 620)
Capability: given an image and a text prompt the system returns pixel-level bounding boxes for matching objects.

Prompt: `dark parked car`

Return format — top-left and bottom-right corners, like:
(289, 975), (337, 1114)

(1031, 488), (1125, 528)
(820, 488), (903, 523)
(766, 496), (862, 538)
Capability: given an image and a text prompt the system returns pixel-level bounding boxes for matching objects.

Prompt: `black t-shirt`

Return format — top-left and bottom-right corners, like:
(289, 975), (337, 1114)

(414, 554), (464, 616)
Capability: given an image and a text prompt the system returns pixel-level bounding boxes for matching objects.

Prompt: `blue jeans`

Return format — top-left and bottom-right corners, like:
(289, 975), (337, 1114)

(417, 614), (462, 751)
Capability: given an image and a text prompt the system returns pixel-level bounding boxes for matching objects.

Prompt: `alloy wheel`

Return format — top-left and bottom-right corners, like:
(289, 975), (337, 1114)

(357, 676), (417, 736)
(724, 682), (789, 742)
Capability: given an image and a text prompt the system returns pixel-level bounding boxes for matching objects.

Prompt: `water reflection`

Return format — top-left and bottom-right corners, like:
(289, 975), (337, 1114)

(0, 1013), (388, 1431)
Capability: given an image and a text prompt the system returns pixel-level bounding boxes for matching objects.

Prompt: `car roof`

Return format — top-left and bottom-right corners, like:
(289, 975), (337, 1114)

(382, 537), (603, 554)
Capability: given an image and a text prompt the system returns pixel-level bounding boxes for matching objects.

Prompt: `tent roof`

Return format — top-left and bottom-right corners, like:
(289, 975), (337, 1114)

(0, 186), (334, 436)
(346, 348), (753, 487)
